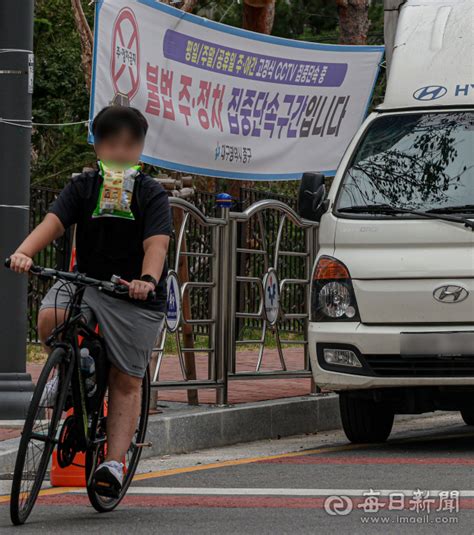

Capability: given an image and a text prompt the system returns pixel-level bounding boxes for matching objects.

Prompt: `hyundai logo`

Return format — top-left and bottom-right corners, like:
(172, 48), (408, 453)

(413, 85), (448, 101)
(433, 285), (469, 304)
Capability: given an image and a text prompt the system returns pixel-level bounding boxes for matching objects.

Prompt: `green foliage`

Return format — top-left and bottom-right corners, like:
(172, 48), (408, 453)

(32, 0), (95, 186)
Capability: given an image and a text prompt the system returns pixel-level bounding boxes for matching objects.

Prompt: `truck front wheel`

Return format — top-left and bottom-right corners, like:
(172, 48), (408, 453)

(460, 408), (474, 426)
(339, 392), (394, 443)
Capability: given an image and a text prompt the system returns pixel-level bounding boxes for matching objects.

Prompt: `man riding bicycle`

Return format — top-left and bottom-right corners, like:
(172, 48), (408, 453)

(9, 105), (171, 497)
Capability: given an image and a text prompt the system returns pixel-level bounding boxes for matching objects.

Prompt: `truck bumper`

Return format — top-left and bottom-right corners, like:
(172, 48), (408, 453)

(309, 322), (474, 391)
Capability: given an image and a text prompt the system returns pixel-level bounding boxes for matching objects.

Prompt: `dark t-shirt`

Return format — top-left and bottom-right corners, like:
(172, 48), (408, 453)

(49, 171), (172, 312)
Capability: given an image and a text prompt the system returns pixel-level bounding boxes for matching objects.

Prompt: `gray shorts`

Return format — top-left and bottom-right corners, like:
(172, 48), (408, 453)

(40, 282), (165, 378)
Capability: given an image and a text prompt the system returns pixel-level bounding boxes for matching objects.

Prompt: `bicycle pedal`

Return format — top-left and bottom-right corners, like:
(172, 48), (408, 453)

(91, 469), (121, 499)
(135, 441), (152, 448)
(92, 480), (120, 499)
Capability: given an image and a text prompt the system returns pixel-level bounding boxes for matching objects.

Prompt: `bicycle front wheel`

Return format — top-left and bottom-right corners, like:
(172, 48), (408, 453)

(10, 347), (72, 525)
(86, 367), (150, 513)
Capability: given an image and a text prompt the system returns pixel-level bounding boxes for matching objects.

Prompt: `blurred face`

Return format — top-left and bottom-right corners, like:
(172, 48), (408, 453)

(94, 129), (144, 167)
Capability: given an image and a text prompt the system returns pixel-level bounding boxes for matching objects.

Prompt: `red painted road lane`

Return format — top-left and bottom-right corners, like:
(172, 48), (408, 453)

(259, 456), (474, 466)
(4, 494), (473, 511)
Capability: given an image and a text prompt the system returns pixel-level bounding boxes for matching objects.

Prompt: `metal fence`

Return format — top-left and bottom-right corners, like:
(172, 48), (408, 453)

(227, 199), (318, 391)
(151, 196), (319, 405)
(179, 188), (306, 339)
(151, 197), (228, 402)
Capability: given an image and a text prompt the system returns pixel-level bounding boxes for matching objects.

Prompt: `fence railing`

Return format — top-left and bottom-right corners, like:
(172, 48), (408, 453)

(151, 195), (319, 405)
(227, 199), (317, 388)
(151, 197), (228, 402)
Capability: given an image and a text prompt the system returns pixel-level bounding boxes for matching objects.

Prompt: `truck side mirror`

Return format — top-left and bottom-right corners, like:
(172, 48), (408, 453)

(298, 172), (329, 222)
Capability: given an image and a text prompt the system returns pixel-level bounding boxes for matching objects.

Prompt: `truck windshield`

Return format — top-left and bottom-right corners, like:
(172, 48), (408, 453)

(336, 112), (474, 216)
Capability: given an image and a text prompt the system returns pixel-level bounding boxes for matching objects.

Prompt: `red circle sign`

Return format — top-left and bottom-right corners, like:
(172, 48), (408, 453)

(110, 7), (140, 100)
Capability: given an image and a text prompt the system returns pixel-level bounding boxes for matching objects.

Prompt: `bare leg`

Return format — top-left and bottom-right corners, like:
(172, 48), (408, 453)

(38, 308), (66, 354)
(106, 365), (142, 462)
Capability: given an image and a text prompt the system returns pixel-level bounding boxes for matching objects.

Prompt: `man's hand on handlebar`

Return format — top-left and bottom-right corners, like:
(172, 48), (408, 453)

(5, 258), (156, 302)
(129, 279), (155, 301)
(8, 252), (33, 274)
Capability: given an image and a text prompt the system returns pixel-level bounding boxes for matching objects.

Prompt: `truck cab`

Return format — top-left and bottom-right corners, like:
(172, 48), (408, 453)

(301, 0), (474, 443)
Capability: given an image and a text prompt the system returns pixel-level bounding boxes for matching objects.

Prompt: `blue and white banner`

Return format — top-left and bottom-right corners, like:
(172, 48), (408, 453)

(90, 0), (384, 180)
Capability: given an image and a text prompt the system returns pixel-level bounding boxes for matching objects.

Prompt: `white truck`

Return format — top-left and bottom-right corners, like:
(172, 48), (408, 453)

(299, 0), (474, 443)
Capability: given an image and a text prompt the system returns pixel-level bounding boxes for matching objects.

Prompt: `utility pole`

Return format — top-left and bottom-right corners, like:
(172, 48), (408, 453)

(0, 0), (35, 418)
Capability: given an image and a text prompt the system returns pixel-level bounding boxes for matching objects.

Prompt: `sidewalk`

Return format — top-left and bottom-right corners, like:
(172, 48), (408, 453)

(0, 348), (313, 442)
(0, 349), (341, 474)
(156, 348), (313, 404)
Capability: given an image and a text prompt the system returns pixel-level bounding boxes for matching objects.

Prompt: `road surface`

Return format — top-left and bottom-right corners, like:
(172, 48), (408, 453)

(1, 411), (473, 534)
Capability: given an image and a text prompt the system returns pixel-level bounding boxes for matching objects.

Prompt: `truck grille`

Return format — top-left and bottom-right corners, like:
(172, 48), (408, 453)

(365, 356), (474, 377)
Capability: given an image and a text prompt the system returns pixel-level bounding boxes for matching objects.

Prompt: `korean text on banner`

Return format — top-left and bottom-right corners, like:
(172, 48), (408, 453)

(90, 0), (384, 180)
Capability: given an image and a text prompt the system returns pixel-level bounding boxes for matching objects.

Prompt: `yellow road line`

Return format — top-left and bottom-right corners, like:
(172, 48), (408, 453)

(133, 442), (366, 481)
(0, 441), (365, 504)
(133, 429), (474, 482)
(0, 486), (78, 504)
(1, 427), (472, 504)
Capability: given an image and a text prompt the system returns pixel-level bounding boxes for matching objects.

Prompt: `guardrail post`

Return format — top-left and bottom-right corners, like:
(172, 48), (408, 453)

(215, 194), (233, 406)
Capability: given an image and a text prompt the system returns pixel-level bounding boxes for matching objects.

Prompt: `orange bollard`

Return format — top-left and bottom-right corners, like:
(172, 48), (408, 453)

(50, 450), (87, 487)
(50, 402), (119, 487)
(50, 409), (87, 487)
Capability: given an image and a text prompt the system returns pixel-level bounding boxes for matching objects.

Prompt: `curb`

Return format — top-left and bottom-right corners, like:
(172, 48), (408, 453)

(0, 394), (341, 474)
(143, 394), (341, 459)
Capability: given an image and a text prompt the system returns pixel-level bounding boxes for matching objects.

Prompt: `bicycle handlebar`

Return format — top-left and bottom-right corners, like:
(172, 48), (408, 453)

(4, 258), (156, 302)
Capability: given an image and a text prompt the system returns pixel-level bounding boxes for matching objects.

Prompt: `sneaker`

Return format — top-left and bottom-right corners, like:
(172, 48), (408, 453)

(92, 460), (124, 498)
(40, 376), (59, 407)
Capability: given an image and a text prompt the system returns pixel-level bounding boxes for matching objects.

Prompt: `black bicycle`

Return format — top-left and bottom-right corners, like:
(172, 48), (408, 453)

(5, 259), (152, 525)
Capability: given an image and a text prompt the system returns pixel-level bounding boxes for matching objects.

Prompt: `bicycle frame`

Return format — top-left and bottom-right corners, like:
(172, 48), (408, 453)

(46, 283), (108, 452)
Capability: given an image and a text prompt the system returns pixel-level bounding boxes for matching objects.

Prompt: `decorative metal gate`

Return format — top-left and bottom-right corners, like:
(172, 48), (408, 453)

(151, 197), (229, 404)
(152, 196), (319, 405)
(227, 200), (318, 392)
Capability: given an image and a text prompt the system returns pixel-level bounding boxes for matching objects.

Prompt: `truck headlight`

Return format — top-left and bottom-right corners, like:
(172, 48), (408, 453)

(311, 257), (360, 322)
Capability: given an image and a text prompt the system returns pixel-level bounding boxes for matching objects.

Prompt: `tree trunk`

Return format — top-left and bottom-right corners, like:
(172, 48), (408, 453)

(71, 0), (93, 92)
(243, 0), (275, 34)
(336, 0), (370, 45)
(225, 0), (275, 201)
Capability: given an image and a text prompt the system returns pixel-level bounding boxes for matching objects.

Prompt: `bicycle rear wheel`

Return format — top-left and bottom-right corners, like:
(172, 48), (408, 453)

(10, 347), (72, 525)
(85, 367), (150, 513)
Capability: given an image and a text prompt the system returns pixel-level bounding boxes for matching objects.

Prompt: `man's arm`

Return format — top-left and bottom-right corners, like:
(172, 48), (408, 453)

(128, 235), (170, 300)
(9, 214), (65, 273)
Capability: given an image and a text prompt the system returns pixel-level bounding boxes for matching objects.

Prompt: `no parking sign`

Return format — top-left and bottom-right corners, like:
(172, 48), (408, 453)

(110, 7), (140, 101)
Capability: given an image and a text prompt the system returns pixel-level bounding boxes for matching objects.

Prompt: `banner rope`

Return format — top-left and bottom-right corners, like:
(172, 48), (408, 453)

(0, 205), (30, 211)
(0, 118), (90, 129)
(0, 49), (33, 54)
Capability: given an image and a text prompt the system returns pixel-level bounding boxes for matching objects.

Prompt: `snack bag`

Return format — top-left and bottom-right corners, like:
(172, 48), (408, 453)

(93, 161), (140, 220)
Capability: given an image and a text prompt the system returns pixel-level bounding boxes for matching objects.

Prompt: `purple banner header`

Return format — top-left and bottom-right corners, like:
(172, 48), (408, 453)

(163, 29), (347, 88)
